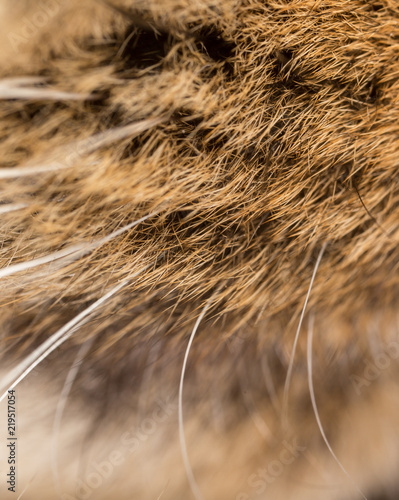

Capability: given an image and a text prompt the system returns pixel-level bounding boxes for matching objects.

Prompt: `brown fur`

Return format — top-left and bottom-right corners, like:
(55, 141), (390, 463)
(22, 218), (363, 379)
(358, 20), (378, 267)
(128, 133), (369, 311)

(1, 1), (399, 499)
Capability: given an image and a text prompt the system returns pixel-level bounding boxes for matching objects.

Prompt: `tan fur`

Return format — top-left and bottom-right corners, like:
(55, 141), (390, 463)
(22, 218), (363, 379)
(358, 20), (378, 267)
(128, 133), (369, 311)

(1, 1), (399, 499)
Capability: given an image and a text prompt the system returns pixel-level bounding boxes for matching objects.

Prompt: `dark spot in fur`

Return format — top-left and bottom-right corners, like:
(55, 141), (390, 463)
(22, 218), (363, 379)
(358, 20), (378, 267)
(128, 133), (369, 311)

(370, 492), (399, 500)
(83, 15), (172, 72)
(189, 25), (235, 76)
(119, 25), (172, 70)
(275, 49), (294, 69)
(119, 135), (143, 159)
(195, 128), (231, 153)
(172, 109), (203, 129)
(81, 90), (125, 128)
(270, 48), (307, 91)
(367, 76), (380, 103)
(84, 88), (111, 113)
(194, 26), (235, 63)
(369, 3), (384, 12)
(10, 102), (67, 128)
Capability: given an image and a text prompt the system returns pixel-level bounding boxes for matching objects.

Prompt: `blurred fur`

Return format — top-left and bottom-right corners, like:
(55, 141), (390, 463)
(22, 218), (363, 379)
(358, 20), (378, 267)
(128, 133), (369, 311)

(1, 0), (399, 499)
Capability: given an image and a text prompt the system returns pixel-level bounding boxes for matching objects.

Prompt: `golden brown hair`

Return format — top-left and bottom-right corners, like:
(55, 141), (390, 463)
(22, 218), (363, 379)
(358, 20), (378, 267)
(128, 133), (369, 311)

(1, 1), (399, 499)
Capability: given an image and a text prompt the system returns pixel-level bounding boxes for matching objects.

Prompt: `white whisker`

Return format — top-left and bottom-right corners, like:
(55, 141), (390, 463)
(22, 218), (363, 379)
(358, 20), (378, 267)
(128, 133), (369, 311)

(0, 211), (158, 279)
(307, 313), (367, 500)
(0, 118), (163, 179)
(0, 244), (85, 279)
(155, 481), (170, 500)
(282, 242), (327, 425)
(0, 77), (89, 101)
(51, 337), (95, 497)
(0, 279), (130, 402)
(1, 77), (44, 86)
(178, 289), (221, 500)
(0, 203), (28, 214)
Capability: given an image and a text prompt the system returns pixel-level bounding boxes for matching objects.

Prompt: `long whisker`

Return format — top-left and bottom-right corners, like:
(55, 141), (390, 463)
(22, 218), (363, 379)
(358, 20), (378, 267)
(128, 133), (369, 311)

(0, 278), (131, 401)
(0, 211), (158, 279)
(0, 118), (163, 179)
(0, 243), (86, 279)
(0, 77), (89, 101)
(282, 242), (327, 425)
(0, 203), (28, 215)
(51, 337), (95, 498)
(307, 313), (367, 500)
(178, 288), (221, 500)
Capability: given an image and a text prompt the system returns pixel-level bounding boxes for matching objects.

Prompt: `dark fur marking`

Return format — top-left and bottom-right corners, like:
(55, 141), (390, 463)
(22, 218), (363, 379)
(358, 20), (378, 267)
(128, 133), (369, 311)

(194, 25), (235, 63)
(119, 25), (172, 70)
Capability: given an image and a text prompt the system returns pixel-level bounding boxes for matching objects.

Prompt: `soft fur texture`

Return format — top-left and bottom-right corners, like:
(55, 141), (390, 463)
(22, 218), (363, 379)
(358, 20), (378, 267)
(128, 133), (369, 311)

(1, 1), (399, 499)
